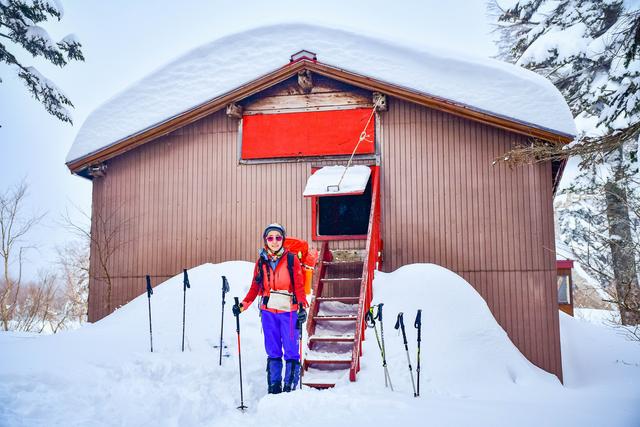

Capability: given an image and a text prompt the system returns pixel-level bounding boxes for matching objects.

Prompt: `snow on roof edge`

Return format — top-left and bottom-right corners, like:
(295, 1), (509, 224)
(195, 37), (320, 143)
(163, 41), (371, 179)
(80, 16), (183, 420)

(67, 24), (577, 167)
(66, 62), (575, 169)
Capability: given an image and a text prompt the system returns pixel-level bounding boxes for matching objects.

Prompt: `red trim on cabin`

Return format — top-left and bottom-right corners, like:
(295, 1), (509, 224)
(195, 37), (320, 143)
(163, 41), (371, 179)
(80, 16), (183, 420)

(289, 50), (318, 64)
(556, 260), (574, 269)
(241, 109), (375, 159)
(310, 166), (370, 241)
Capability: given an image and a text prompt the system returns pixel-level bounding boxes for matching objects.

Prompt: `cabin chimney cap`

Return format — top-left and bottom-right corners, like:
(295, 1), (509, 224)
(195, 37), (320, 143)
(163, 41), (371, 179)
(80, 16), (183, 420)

(290, 50), (317, 63)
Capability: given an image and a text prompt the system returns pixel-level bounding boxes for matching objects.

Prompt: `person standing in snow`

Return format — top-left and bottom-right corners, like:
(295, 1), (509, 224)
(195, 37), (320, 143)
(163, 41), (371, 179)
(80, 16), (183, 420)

(232, 223), (308, 394)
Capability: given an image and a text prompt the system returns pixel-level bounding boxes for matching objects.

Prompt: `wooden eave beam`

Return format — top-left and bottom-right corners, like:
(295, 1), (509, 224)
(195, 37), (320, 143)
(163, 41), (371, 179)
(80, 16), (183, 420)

(67, 59), (573, 174)
(66, 61), (310, 173)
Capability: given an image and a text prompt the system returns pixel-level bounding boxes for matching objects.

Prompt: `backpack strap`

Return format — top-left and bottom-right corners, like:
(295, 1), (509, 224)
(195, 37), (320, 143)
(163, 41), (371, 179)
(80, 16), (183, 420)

(255, 257), (266, 291)
(287, 252), (298, 306)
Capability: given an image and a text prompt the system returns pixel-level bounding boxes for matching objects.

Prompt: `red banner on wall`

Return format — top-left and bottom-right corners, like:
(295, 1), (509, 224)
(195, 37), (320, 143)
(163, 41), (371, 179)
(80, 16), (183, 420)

(241, 108), (375, 159)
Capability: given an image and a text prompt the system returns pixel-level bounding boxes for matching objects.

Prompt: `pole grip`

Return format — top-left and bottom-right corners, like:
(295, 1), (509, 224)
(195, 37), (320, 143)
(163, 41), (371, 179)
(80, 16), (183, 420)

(395, 312), (408, 345)
(394, 312), (403, 330)
(183, 269), (190, 290)
(222, 276), (229, 294)
(234, 297), (241, 332)
(376, 303), (383, 321)
(365, 308), (375, 328)
(146, 275), (153, 297)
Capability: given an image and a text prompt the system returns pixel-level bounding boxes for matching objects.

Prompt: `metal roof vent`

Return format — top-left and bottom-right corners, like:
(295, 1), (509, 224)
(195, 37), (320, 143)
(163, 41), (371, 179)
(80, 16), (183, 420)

(290, 50), (317, 63)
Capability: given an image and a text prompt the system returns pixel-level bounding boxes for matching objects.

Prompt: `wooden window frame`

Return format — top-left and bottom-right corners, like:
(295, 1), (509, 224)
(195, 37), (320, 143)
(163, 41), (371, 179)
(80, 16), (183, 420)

(310, 166), (374, 241)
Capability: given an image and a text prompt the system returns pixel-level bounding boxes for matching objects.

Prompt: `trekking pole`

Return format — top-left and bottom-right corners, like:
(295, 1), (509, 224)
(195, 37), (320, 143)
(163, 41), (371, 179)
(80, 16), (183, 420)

(233, 297), (248, 411)
(182, 269), (190, 352)
(414, 309), (422, 397)
(395, 312), (417, 397)
(146, 275), (153, 353)
(292, 290), (304, 391)
(219, 276), (230, 366)
(297, 304), (304, 390)
(367, 304), (393, 390)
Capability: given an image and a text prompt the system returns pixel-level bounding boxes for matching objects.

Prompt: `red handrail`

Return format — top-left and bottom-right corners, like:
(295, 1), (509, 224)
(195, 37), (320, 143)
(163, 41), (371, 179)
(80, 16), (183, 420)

(350, 166), (381, 381)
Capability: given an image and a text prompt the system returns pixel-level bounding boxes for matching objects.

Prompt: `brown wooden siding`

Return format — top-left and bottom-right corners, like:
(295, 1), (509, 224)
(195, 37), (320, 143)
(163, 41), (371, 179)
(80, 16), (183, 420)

(88, 109), (368, 320)
(88, 97), (562, 380)
(380, 99), (561, 379)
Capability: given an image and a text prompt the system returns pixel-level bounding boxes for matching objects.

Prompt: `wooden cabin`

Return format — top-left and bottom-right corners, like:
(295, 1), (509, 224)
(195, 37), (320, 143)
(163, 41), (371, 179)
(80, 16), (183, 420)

(66, 25), (576, 385)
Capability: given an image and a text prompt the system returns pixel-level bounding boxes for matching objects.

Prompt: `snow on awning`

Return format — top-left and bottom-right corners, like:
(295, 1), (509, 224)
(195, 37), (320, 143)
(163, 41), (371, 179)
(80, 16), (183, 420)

(303, 165), (371, 197)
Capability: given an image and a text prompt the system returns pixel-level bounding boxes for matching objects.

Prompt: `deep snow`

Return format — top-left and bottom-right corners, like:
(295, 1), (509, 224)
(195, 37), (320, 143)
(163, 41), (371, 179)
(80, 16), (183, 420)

(66, 24), (576, 164)
(1, 262), (639, 426)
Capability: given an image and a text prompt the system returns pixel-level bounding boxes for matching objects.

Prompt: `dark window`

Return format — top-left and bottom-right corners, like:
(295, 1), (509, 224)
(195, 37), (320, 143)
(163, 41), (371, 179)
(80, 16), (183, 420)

(317, 178), (372, 236)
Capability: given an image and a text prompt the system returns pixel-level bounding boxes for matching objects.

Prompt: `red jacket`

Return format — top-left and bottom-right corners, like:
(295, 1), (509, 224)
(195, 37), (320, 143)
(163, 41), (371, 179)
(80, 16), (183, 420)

(241, 249), (308, 313)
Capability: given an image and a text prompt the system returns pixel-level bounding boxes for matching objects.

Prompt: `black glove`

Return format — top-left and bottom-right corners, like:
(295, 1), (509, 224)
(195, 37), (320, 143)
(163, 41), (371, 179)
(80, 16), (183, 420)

(232, 302), (243, 316)
(297, 308), (307, 324)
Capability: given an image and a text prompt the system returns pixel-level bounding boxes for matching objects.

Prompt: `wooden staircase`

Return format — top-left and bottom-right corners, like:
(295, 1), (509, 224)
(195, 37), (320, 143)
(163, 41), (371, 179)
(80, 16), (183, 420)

(301, 166), (382, 389)
(302, 250), (364, 388)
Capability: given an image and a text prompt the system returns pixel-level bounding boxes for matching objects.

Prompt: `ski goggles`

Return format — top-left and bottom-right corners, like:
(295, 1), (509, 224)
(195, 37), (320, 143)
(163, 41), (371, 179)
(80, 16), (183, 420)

(266, 235), (283, 242)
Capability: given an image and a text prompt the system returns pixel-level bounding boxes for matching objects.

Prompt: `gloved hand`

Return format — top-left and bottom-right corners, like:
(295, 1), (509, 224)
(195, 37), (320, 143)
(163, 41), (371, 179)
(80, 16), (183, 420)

(297, 307), (307, 324)
(232, 302), (243, 316)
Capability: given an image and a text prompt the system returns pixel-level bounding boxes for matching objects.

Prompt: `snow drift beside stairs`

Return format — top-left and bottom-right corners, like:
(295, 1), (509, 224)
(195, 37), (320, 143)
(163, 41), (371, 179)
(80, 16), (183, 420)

(66, 24), (576, 164)
(358, 264), (559, 397)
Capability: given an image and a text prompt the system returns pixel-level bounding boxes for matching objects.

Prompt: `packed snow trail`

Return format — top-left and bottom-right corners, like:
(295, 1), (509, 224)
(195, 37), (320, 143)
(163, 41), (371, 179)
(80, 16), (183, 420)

(1, 262), (639, 426)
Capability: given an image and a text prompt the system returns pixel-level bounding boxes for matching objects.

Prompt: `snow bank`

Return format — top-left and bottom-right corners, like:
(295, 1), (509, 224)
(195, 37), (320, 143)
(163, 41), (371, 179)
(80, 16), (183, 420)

(560, 311), (640, 389)
(1, 262), (639, 427)
(0, 262), (263, 426)
(67, 24), (576, 164)
(357, 264), (559, 397)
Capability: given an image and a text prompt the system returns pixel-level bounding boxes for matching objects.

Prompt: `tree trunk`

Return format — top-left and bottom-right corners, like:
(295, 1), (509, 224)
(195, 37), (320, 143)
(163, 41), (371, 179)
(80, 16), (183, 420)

(604, 155), (640, 325)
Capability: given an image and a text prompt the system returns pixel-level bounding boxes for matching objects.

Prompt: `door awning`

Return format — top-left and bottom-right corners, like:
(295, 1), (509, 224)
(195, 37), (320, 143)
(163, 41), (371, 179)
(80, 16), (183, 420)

(303, 165), (371, 197)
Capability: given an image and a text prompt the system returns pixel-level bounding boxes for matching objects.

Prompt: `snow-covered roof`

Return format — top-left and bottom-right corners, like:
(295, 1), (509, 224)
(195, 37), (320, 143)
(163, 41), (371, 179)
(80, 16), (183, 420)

(303, 166), (371, 197)
(67, 24), (577, 165)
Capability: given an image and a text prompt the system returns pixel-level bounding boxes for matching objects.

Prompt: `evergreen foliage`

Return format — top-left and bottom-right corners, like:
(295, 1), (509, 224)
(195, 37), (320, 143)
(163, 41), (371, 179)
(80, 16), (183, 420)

(494, 0), (638, 138)
(491, 0), (639, 163)
(0, 0), (84, 123)
(491, 0), (640, 326)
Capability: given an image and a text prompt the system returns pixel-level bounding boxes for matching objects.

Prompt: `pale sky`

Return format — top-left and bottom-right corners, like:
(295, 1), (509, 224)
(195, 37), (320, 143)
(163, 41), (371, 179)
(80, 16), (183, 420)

(0, 0), (500, 281)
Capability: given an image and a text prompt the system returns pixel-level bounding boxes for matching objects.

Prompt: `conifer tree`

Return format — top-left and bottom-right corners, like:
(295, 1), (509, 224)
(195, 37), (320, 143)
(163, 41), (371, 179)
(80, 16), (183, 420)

(491, 0), (640, 326)
(0, 0), (84, 124)
(491, 0), (639, 162)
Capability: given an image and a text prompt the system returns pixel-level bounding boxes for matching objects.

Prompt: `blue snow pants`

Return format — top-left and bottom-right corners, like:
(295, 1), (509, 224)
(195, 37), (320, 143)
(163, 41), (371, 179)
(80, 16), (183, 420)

(262, 309), (301, 390)
(261, 309), (300, 360)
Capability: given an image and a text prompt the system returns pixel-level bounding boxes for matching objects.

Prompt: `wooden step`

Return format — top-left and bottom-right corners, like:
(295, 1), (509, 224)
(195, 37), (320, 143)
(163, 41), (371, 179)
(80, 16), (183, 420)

(320, 277), (362, 283)
(302, 367), (350, 389)
(315, 296), (360, 304)
(329, 249), (367, 262)
(308, 335), (355, 343)
(323, 260), (364, 266)
(301, 382), (335, 389)
(304, 358), (352, 366)
(314, 315), (357, 321)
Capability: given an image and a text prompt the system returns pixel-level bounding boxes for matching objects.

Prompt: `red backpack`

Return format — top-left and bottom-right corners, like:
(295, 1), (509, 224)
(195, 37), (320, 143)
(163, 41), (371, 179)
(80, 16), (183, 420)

(283, 237), (319, 294)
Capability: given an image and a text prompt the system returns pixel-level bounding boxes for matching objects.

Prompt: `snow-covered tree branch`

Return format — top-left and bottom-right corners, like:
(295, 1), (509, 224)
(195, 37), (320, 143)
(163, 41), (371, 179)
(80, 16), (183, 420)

(490, 0), (639, 165)
(0, 0), (84, 124)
